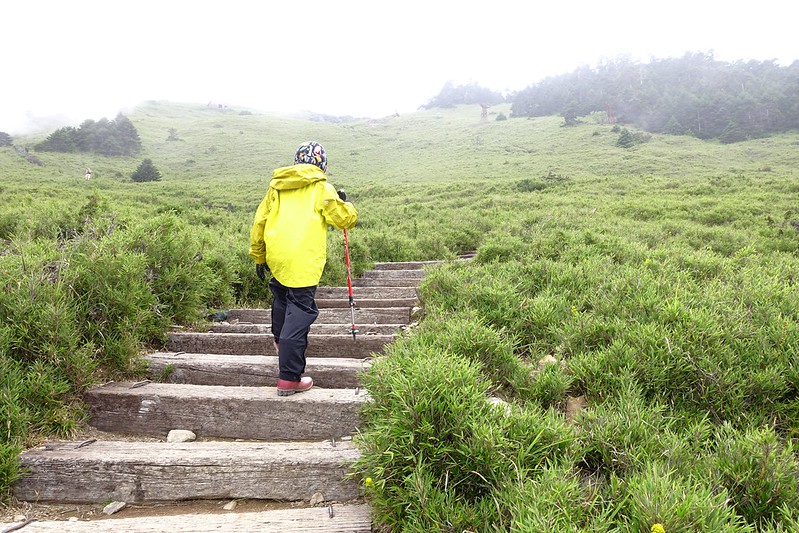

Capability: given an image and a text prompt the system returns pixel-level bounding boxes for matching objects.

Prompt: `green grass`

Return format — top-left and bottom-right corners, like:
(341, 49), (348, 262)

(2, 101), (799, 529)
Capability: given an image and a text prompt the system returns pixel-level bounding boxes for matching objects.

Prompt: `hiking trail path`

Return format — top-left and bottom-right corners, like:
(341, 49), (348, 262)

(7, 259), (448, 532)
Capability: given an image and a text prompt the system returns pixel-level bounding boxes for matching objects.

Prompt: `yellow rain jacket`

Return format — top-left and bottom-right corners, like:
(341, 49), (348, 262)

(249, 164), (358, 288)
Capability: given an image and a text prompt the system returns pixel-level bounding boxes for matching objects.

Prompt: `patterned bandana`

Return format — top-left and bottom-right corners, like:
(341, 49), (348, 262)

(294, 141), (327, 172)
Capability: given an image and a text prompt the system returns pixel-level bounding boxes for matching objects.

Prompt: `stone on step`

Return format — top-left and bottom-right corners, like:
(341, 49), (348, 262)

(85, 382), (366, 441)
(167, 332), (391, 358)
(14, 440), (361, 504)
(146, 352), (370, 389)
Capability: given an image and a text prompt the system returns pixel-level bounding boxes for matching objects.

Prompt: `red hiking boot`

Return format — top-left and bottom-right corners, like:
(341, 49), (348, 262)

(277, 376), (313, 397)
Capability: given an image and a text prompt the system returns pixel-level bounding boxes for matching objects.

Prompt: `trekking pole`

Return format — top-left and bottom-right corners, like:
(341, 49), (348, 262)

(343, 228), (357, 340)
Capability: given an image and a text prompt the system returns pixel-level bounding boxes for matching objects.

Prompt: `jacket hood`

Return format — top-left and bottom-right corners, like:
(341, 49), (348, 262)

(269, 164), (327, 191)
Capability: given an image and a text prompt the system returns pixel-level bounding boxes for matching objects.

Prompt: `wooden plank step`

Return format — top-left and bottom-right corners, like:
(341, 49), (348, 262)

(315, 297), (417, 309)
(373, 260), (443, 270)
(85, 383), (366, 440)
(315, 285), (418, 299)
(361, 269), (425, 279)
(14, 440), (361, 504)
(1, 504), (371, 532)
(167, 332), (392, 358)
(351, 277), (421, 287)
(227, 306), (411, 325)
(211, 322), (403, 336)
(146, 352), (370, 389)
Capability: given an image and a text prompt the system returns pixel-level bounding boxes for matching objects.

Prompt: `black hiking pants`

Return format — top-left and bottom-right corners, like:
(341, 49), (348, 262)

(269, 278), (319, 382)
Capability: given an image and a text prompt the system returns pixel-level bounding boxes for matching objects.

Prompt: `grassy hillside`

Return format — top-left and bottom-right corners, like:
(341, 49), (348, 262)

(2, 102), (799, 530)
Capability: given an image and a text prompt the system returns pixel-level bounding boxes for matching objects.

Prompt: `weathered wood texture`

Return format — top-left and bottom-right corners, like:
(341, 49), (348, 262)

(146, 352), (370, 388)
(315, 285), (418, 299)
(86, 382), (366, 440)
(227, 306), (412, 324)
(167, 332), (391, 358)
(211, 322), (402, 336)
(351, 277), (421, 287)
(0, 504), (371, 532)
(373, 260), (442, 270)
(361, 269), (425, 279)
(315, 297), (417, 308)
(0, 504), (372, 532)
(14, 440), (361, 504)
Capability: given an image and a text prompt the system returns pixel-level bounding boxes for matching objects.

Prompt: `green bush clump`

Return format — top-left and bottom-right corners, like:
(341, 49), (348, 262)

(621, 463), (753, 532)
(713, 424), (799, 528)
(0, 212), (234, 496)
(354, 340), (575, 529)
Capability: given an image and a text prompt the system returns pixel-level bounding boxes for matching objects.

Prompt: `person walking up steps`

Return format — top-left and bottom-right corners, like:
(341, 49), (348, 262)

(249, 141), (358, 396)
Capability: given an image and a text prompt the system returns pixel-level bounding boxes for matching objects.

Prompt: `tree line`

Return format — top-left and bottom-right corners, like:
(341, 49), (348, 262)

(34, 113), (142, 156)
(423, 53), (799, 142)
(509, 52), (799, 142)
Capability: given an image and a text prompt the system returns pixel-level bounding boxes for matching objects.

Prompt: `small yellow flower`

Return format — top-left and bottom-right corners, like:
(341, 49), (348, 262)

(651, 524), (665, 533)
(365, 477), (374, 487)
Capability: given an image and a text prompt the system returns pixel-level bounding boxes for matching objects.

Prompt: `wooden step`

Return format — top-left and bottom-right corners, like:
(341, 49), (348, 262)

(315, 285), (418, 299)
(227, 306), (411, 325)
(167, 332), (392, 358)
(85, 382), (366, 440)
(0, 504), (372, 532)
(361, 269), (425, 279)
(14, 440), (361, 504)
(351, 277), (421, 288)
(146, 352), (370, 389)
(315, 297), (417, 309)
(373, 260), (442, 270)
(211, 322), (403, 336)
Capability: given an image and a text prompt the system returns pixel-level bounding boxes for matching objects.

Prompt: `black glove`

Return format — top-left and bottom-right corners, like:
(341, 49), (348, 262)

(255, 263), (268, 281)
(337, 189), (347, 201)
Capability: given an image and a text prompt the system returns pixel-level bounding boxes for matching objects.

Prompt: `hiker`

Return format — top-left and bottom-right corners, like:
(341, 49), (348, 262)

(84, 167), (92, 180)
(249, 141), (358, 396)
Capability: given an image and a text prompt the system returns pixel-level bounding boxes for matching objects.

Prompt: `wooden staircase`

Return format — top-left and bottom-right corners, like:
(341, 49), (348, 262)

(8, 261), (440, 531)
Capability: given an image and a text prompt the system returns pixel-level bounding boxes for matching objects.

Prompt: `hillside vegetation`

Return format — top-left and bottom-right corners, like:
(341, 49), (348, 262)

(2, 102), (799, 530)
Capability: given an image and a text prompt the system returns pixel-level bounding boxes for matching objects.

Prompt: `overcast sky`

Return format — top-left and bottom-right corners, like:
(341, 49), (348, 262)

(2, 0), (795, 134)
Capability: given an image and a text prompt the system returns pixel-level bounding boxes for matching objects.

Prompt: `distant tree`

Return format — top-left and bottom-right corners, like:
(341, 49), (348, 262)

(131, 158), (162, 182)
(719, 121), (747, 144)
(34, 113), (141, 156)
(35, 127), (79, 152)
(616, 128), (636, 148)
(0, 132), (12, 146)
(662, 116), (687, 135)
(112, 114), (142, 155)
(423, 81), (504, 109)
(496, 113), (507, 121)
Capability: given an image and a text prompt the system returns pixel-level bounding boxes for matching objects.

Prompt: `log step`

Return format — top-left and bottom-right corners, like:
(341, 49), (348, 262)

(167, 332), (392, 358)
(361, 269), (425, 279)
(146, 352), (370, 389)
(86, 382), (366, 441)
(351, 277), (421, 287)
(315, 297), (417, 308)
(211, 322), (403, 336)
(227, 306), (411, 325)
(14, 440), (361, 504)
(315, 285), (418, 299)
(0, 504), (372, 532)
(373, 260), (443, 270)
